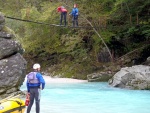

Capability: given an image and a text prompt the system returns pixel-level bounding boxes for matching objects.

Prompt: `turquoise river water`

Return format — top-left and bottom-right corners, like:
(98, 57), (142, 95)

(21, 77), (150, 113)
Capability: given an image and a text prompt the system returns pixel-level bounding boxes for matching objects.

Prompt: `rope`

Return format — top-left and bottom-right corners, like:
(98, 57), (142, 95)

(5, 16), (53, 26)
(4, 15), (106, 29)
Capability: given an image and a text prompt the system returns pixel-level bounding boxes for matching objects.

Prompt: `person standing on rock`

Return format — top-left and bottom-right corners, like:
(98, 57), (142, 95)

(26, 63), (45, 113)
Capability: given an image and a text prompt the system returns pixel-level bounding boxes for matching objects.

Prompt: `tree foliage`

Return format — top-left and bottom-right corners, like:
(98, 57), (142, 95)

(1, 0), (150, 78)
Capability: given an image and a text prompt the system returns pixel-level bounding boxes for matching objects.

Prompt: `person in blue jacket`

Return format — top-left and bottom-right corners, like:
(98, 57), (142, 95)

(69, 4), (79, 27)
(26, 63), (45, 113)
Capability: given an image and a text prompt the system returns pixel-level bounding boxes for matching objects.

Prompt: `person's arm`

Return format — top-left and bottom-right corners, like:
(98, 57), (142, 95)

(69, 9), (73, 15)
(37, 73), (45, 90)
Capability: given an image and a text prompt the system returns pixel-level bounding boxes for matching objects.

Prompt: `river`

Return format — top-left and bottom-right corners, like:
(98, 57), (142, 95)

(21, 76), (150, 113)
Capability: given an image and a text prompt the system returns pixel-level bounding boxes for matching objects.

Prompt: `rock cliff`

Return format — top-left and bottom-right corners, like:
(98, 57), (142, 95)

(0, 13), (27, 97)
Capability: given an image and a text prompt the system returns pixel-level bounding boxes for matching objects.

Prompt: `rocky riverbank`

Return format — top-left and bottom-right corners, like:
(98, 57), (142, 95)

(0, 13), (27, 98)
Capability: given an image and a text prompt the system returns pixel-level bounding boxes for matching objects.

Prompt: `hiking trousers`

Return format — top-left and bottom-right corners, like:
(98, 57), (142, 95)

(72, 15), (78, 27)
(27, 87), (41, 113)
(60, 12), (67, 26)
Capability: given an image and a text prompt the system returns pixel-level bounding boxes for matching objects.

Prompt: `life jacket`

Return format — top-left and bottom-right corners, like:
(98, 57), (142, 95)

(27, 72), (39, 84)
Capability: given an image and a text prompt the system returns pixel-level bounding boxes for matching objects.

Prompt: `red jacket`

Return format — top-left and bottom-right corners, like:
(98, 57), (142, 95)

(57, 6), (67, 12)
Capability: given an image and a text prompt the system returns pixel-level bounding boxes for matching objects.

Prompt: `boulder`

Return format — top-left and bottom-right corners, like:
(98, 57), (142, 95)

(144, 56), (150, 66)
(0, 53), (26, 95)
(0, 14), (5, 31)
(109, 65), (150, 90)
(0, 31), (12, 39)
(87, 72), (113, 82)
(0, 38), (23, 60)
(0, 24), (4, 31)
(0, 12), (27, 97)
(0, 13), (5, 24)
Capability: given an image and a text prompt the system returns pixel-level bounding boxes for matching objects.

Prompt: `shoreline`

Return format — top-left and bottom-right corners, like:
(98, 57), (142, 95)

(43, 75), (88, 83)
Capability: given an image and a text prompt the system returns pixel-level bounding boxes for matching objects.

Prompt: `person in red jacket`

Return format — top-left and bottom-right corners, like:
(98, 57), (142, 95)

(57, 6), (67, 26)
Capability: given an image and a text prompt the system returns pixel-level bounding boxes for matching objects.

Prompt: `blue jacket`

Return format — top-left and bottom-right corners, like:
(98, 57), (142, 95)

(26, 72), (45, 92)
(70, 8), (79, 16)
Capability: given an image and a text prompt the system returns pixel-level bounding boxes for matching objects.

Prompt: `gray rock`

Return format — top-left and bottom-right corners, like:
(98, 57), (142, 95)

(0, 31), (13, 39)
(0, 13), (27, 97)
(109, 65), (150, 90)
(0, 24), (4, 31)
(6, 87), (18, 94)
(146, 56), (150, 65)
(147, 57), (150, 61)
(87, 72), (113, 82)
(0, 53), (27, 94)
(0, 14), (5, 24)
(0, 38), (23, 60)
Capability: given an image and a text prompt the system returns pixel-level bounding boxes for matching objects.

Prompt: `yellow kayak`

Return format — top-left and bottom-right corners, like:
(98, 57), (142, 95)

(0, 98), (26, 113)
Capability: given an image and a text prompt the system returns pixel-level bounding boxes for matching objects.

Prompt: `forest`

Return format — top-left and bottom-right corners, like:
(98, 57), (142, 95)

(0, 0), (150, 79)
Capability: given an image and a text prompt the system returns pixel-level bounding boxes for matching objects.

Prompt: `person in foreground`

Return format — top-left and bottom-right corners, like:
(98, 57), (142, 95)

(26, 63), (45, 113)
